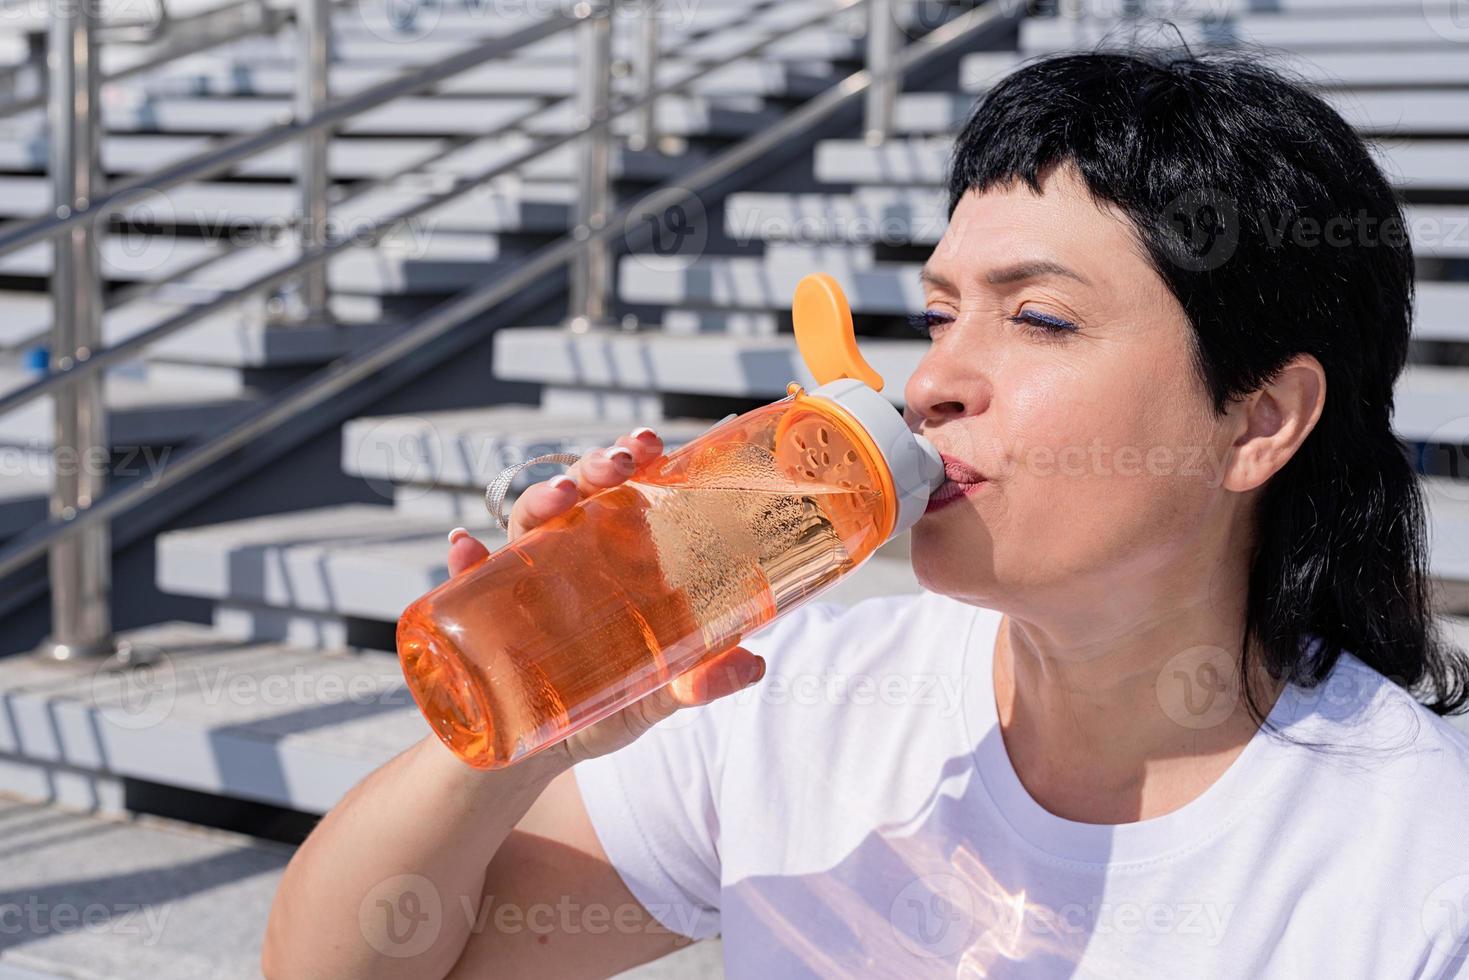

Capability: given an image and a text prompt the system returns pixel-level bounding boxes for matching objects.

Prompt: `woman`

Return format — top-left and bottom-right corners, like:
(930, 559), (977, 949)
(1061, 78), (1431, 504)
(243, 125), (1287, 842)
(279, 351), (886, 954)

(263, 50), (1469, 977)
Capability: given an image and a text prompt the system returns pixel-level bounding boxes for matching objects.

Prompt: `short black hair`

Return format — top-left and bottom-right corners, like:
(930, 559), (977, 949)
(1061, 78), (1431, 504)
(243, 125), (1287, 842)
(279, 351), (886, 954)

(946, 49), (1469, 718)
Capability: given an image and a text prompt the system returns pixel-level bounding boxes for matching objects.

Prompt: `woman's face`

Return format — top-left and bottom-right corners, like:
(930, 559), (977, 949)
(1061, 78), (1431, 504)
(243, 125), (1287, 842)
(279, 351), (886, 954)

(907, 163), (1246, 616)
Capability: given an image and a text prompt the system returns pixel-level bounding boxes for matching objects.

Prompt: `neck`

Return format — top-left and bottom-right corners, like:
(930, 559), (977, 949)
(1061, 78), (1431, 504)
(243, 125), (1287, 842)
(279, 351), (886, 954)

(991, 563), (1285, 824)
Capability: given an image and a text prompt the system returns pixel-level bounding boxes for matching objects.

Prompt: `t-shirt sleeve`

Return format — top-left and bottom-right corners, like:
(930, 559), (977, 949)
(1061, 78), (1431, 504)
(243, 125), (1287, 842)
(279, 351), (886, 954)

(571, 600), (847, 941)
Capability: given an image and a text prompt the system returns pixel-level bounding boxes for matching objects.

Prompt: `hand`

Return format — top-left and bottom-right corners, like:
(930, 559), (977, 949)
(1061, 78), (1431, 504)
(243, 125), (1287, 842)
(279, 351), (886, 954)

(445, 426), (766, 766)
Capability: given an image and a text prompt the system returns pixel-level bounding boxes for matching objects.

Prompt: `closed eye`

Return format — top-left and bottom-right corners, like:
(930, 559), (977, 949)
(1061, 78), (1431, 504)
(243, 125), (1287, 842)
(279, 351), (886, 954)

(906, 310), (955, 337)
(1008, 309), (1078, 336)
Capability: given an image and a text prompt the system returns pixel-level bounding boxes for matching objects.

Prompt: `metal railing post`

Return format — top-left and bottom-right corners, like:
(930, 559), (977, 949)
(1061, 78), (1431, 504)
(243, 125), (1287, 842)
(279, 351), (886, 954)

(567, 0), (615, 332)
(42, 0), (113, 660)
(274, 0), (333, 324)
(628, 0), (660, 153)
(863, 0), (898, 144)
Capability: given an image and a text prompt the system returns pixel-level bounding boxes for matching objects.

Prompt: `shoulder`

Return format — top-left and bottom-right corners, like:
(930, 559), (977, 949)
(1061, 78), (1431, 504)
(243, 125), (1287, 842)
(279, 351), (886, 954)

(1279, 651), (1469, 823)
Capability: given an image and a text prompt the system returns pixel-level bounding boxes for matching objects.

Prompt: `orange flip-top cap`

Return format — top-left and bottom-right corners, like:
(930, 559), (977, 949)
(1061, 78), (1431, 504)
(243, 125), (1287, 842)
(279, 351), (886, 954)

(791, 273), (884, 392)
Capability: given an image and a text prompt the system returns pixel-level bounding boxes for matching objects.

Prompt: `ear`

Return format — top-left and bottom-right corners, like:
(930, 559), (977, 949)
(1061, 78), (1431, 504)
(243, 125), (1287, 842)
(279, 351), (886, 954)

(1220, 353), (1327, 493)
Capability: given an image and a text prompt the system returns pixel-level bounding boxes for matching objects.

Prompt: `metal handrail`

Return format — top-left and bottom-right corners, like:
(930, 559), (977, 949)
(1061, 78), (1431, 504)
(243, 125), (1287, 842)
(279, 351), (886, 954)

(0, 0), (846, 416)
(0, 11), (578, 264)
(0, 0), (313, 119)
(0, 0), (1019, 583)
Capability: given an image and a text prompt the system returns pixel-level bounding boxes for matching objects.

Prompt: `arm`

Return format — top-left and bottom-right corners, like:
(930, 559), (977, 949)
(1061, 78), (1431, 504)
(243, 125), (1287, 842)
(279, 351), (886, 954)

(261, 429), (764, 979)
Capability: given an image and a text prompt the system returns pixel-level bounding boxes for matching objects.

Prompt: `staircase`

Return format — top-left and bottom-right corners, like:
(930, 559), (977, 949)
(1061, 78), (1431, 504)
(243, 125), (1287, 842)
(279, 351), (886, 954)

(3, 0), (1469, 976)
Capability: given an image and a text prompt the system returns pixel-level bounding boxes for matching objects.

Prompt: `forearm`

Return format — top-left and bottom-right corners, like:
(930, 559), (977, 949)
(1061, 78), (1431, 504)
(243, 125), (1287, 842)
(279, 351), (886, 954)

(262, 733), (568, 980)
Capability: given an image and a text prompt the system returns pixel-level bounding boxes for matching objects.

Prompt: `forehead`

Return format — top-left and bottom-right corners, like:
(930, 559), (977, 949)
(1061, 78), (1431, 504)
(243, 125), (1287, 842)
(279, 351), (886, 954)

(927, 165), (1154, 294)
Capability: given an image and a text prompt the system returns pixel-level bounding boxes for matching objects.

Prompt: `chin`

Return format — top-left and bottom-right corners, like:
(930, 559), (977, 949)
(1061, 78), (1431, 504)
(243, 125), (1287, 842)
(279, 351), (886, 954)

(909, 518), (994, 603)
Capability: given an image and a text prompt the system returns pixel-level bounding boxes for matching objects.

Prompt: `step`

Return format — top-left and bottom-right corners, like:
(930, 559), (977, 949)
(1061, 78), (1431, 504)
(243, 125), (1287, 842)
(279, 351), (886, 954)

(621, 253), (1469, 341)
(96, 95), (544, 137)
(521, 94), (781, 138)
(0, 464), (48, 540)
(0, 134), (452, 180)
(493, 324), (921, 403)
(0, 794), (289, 980)
(721, 188), (1469, 259)
(1019, 12), (1465, 51)
(0, 362), (257, 449)
(423, 133), (714, 183)
(0, 619), (426, 814)
(155, 500), (921, 620)
(142, 55), (833, 100)
(964, 49), (1469, 92)
(890, 90), (1469, 137)
(0, 290), (387, 363)
(812, 137), (1469, 191)
(495, 321), (1469, 447)
(0, 235), (221, 285)
(341, 405), (716, 491)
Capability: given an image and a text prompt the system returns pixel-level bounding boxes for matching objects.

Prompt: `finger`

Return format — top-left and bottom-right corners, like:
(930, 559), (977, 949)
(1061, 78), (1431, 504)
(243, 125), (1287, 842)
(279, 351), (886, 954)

(562, 444), (638, 496)
(669, 646), (766, 706)
(446, 528), (490, 576)
(507, 474), (580, 538)
(612, 427), (664, 467)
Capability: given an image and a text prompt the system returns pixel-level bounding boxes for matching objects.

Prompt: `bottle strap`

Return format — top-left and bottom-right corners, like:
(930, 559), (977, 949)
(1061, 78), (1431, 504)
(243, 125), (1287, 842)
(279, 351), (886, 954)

(484, 452), (583, 532)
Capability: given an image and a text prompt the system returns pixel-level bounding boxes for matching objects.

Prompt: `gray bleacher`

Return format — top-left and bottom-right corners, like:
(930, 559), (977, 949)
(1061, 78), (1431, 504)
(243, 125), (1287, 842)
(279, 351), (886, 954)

(1, 0), (1468, 976)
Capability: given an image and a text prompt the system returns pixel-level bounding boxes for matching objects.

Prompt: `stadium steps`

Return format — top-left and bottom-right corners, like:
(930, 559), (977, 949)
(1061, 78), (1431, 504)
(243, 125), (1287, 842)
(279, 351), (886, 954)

(5, 2), (1469, 975)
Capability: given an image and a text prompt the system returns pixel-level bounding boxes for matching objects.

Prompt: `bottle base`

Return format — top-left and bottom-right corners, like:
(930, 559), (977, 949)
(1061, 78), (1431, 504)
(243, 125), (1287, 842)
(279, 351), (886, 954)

(397, 612), (497, 768)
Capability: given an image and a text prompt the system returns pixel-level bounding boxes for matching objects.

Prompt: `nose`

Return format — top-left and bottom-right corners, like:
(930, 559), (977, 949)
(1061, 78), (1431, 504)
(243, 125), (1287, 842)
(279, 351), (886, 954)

(903, 343), (988, 429)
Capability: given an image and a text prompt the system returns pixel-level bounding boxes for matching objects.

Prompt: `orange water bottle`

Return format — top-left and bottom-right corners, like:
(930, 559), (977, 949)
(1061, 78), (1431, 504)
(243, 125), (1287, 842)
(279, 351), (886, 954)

(396, 274), (945, 768)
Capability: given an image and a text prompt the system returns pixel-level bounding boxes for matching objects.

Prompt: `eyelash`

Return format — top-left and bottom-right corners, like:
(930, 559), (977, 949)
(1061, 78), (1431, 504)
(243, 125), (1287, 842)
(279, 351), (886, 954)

(905, 309), (1078, 338)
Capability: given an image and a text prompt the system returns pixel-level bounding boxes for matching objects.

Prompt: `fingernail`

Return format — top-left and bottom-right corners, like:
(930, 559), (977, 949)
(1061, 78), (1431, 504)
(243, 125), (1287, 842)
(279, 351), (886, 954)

(607, 446), (635, 467)
(548, 475), (577, 492)
(447, 526), (469, 544)
(744, 656), (766, 685)
(630, 426), (657, 441)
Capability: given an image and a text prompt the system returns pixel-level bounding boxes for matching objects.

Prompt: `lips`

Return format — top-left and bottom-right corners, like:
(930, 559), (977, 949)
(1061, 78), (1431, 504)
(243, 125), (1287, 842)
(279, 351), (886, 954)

(926, 453), (989, 514)
(940, 454), (986, 485)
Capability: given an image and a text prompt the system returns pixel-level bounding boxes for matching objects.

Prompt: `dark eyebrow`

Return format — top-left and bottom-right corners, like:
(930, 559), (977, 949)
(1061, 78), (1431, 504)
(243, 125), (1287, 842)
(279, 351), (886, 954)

(919, 260), (1091, 291)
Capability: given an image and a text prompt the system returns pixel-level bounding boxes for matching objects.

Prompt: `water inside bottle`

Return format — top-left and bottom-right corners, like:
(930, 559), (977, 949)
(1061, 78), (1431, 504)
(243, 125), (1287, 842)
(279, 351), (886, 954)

(398, 459), (884, 768)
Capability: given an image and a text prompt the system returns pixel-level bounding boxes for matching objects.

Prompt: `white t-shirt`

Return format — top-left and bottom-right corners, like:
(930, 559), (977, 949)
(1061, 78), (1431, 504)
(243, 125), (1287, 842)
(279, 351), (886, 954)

(573, 589), (1469, 978)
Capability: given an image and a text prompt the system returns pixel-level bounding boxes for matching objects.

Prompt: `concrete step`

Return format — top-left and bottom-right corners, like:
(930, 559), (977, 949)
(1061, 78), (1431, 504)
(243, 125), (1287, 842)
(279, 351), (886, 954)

(0, 134), (450, 180)
(0, 290), (388, 363)
(812, 137), (1469, 191)
(0, 794), (289, 980)
(890, 90), (1469, 137)
(154, 498), (922, 621)
(617, 252), (1469, 343)
(721, 188), (1469, 259)
(0, 235), (221, 285)
(141, 55), (834, 100)
(494, 323), (921, 403)
(494, 321), (1469, 444)
(0, 362), (258, 449)
(1019, 12), (1466, 51)
(962, 48), (1469, 91)
(0, 620), (426, 814)
(167, 230), (529, 297)
(341, 405), (716, 492)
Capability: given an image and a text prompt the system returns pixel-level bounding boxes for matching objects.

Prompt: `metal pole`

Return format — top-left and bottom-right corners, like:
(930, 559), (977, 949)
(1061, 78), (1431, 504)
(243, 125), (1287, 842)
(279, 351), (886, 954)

(629, 0), (660, 153)
(276, 0), (332, 324)
(567, 0), (615, 332)
(42, 0), (113, 660)
(863, 0), (897, 145)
